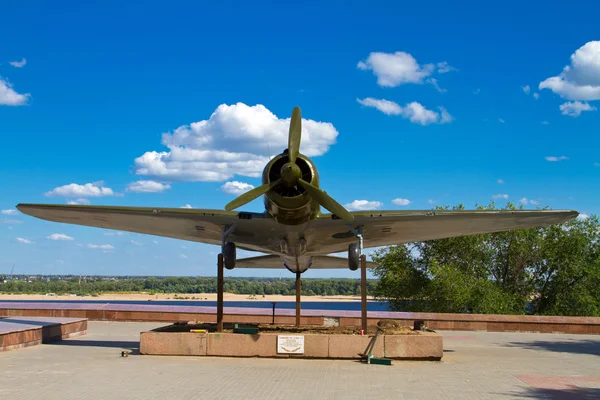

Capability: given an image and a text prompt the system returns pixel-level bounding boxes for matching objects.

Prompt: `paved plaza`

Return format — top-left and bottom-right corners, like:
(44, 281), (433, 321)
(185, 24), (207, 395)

(1, 321), (599, 399)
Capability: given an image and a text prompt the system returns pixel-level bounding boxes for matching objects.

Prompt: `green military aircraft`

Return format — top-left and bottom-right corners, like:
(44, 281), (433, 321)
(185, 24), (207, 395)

(16, 107), (578, 274)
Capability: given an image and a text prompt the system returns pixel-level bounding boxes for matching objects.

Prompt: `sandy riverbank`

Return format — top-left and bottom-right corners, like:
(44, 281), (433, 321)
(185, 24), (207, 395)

(0, 293), (376, 302)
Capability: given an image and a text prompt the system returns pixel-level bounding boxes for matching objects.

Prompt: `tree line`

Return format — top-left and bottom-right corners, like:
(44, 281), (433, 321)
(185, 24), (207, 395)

(0, 276), (377, 297)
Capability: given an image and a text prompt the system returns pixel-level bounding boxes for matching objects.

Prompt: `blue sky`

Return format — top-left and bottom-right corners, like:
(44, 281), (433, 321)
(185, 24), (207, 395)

(1, 1), (599, 278)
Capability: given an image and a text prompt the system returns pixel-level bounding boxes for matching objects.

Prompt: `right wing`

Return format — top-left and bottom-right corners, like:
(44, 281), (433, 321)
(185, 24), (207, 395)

(235, 255), (378, 270)
(16, 203), (280, 253)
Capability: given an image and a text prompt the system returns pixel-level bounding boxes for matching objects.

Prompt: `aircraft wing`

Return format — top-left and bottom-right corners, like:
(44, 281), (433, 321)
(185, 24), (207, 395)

(235, 255), (378, 269)
(307, 209), (579, 255)
(15, 203), (280, 253)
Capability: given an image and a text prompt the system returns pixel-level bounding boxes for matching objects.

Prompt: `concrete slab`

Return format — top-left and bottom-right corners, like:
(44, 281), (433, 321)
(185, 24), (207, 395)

(0, 316), (87, 352)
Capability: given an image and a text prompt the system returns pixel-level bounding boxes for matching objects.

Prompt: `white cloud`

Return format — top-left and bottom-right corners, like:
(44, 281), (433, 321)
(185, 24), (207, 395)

(519, 198), (529, 205)
(392, 198), (411, 206)
(533, 92), (540, 99)
(436, 62), (457, 73)
(16, 237), (34, 244)
(498, 118), (505, 123)
(356, 98), (453, 125)
(134, 103), (338, 182)
(577, 213), (590, 221)
(344, 200), (383, 211)
(87, 244), (114, 249)
(357, 51), (454, 88)
(492, 194), (509, 199)
(104, 231), (125, 236)
(0, 76), (30, 106)
(45, 182), (114, 197)
(180, 204), (193, 209)
(356, 98), (402, 115)
(46, 233), (74, 241)
(2, 219), (23, 224)
(220, 181), (255, 196)
(130, 240), (142, 246)
(428, 199), (437, 204)
(541, 121), (550, 125)
(497, 179), (505, 184)
(1, 209), (18, 215)
(522, 85), (531, 94)
(67, 198), (92, 205)
(427, 78), (446, 93)
(559, 101), (597, 117)
(179, 253), (189, 259)
(539, 41), (600, 101)
(530, 200), (540, 205)
(9, 58), (27, 68)
(152, 240), (159, 244)
(126, 180), (171, 193)
(545, 156), (569, 162)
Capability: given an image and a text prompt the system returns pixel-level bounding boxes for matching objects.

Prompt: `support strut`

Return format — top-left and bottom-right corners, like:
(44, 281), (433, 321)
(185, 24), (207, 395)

(217, 253), (224, 332)
(217, 224), (236, 333)
(348, 225), (367, 333)
(295, 270), (301, 327)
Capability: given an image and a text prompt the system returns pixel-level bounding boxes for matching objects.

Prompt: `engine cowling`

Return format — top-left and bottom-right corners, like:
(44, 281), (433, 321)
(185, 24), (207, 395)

(262, 151), (320, 225)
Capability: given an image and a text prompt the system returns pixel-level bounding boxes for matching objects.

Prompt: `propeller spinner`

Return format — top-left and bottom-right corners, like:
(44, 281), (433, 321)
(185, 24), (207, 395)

(224, 106), (354, 221)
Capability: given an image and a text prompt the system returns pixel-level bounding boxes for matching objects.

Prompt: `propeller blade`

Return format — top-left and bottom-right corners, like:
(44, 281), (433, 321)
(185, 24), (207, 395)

(297, 179), (354, 221)
(224, 179), (282, 211)
(288, 106), (302, 164)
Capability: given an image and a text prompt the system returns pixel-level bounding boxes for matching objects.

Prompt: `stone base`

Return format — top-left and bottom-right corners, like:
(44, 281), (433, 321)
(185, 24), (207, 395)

(140, 323), (443, 360)
(0, 317), (88, 352)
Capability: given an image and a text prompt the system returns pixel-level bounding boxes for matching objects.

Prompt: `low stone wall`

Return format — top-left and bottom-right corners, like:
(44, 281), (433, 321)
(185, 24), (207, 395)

(1, 302), (599, 335)
(0, 317), (87, 352)
(140, 329), (443, 360)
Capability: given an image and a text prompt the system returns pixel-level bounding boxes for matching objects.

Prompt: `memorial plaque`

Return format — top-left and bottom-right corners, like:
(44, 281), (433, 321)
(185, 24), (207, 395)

(277, 335), (305, 354)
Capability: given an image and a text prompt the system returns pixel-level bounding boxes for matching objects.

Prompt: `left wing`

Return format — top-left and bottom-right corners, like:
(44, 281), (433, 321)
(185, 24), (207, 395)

(235, 255), (378, 269)
(15, 203), (281, 253)
(305, 209), (579, 255)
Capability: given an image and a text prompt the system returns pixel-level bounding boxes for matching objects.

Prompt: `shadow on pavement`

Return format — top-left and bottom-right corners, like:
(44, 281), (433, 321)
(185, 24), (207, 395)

(47, 339), (140, 354)
(504, 339), (600, 356)
(507, 386), (600, 399)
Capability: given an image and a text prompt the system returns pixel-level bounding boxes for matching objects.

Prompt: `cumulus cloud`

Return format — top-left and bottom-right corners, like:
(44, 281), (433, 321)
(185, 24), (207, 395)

(67, 198), (92, 205)
(133, 103), (339, 182)
(577, 213), (590, 221)
(87, 244), (114, 250)
(541, 121), (550, 125)
(519, 197), (529, 205)
(47, 233), (74, 241)
(45, 182), (114, 197)
(392, 198), (411, 206)
(344, 200), (383, 211)
(126, 180), (171, 193)
(180, 204), (193, 209)
(539, 41), (600, 101)
(498, 118), (506, 123)
(356, 98), (453, 125)
(492, 194), (509, 199)
(130, 240), (142, 246)
(559, 101), (597, 117)
(545, 156), (569, 162)
(357, 51), (455, 88)
(427, 78), (446, 93)
(522, 85), (531, 94)
(0, 76), (30, 106)
(9, 58), (27, 68)
(221, 181), (255, 196)
(533, 92), (540, 99)
(1, 209), (19, 215)
(16, 237), (34, 244)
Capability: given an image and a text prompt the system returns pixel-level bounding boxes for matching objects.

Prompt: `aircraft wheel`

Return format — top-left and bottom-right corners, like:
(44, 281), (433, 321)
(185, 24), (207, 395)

(223, 242), (236, 270)
(348, 243), (360, 271)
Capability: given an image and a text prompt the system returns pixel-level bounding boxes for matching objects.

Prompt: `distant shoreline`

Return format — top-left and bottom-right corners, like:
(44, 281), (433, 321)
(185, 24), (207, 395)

(0, 293), (376, 302)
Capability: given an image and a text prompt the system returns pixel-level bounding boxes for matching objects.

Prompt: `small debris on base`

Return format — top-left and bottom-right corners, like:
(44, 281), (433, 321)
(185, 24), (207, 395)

(120, 351), (129, 357)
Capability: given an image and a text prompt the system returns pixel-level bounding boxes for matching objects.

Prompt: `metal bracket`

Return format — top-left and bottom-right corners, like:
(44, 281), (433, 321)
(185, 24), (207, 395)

(347, 225), (364, 256)
(221, 224), (237, 250)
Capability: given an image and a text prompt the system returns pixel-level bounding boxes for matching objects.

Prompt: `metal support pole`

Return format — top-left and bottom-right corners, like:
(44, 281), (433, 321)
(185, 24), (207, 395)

(360, 254), (367, 333)
(295, 271), (301, 327)
(272, 302), (276, 325)
(217, 253), (224, 332)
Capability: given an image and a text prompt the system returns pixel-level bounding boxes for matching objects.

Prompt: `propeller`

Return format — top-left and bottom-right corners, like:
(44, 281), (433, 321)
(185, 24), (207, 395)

(224, 106), (354, 221)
